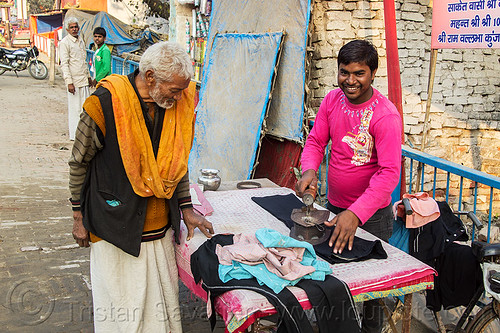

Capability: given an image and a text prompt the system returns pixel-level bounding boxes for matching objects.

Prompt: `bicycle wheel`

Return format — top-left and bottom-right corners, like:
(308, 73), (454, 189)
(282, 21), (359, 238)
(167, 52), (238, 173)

(466, 301), (500, 333)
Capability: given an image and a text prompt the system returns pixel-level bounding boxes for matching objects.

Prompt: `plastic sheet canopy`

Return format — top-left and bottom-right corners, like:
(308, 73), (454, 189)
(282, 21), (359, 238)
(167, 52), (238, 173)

(64, 10), (158, 55)
(206, 0), (311, 141)
(189, 32), (284, 183)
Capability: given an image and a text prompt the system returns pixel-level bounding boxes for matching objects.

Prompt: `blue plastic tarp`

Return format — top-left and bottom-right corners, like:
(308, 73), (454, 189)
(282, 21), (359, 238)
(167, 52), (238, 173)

(87, 11), (136, 45)
(65, 10), (159, 55)
(205, 0), (311, 141)
(36, 13), (63, 34)
(189, 32), (283, 182)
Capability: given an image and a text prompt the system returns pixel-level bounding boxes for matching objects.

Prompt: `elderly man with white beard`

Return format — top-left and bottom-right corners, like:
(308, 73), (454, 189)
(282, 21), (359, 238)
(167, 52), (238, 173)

(68, 41), (214, 332)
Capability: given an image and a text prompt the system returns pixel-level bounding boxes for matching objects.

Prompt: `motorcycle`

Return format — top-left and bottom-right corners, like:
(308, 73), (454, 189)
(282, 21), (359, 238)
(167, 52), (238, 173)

(0, 45), (48, 80)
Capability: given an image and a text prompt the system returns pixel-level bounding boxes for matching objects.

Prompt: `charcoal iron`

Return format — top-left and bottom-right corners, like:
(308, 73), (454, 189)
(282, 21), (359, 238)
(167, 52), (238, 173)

(290, 188), (330, 245)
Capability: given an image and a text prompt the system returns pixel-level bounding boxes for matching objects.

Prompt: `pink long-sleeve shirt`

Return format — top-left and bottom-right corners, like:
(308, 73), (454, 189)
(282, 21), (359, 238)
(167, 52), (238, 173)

(301, 88), (402, 224)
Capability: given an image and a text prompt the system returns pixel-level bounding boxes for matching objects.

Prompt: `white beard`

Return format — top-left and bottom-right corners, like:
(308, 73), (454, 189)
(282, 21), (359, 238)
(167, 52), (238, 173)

(149, 84), (175, 109)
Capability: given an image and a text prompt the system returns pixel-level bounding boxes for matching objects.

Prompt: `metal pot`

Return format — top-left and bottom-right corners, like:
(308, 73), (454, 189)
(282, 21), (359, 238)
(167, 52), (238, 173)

(198, 169), (221, 191)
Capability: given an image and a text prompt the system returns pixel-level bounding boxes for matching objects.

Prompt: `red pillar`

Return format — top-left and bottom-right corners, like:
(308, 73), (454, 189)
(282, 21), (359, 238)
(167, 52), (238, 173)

(383, 0), (406, 197)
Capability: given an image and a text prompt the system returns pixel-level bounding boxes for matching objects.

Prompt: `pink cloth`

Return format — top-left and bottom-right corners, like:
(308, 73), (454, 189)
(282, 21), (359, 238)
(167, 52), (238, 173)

(301, 88), (402, 224)
(215, 233), (315, 281)
(393, 192), (441, 228)
(190, 184), (214, 216)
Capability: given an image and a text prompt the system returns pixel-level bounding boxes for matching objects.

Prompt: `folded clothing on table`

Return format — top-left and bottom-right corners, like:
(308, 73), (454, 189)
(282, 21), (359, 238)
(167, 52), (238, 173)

(251, 194), (387, 264)
(189, 184), (214, 216)
(191, 233), (361, 333)
(216, 228), (332, 293)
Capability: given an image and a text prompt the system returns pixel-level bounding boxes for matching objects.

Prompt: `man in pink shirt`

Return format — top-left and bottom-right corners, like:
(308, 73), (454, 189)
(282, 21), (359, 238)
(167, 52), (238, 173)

(296, 40), (402, 333)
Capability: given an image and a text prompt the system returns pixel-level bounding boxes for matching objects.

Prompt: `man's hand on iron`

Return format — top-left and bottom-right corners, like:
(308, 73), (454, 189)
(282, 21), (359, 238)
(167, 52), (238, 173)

(295, 169), (318, 198)
(182, 207), (214, 241)
(324, 209), (359, 254)
(67, 83), (76, 94)
(72, 211), (90, 247)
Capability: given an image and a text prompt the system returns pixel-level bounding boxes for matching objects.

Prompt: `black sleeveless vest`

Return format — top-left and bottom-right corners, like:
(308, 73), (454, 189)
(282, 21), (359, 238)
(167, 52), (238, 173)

(81, 76), (182, 257)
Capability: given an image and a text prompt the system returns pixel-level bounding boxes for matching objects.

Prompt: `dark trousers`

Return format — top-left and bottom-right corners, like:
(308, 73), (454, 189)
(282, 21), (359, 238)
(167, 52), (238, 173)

(327, 203), (393, 333)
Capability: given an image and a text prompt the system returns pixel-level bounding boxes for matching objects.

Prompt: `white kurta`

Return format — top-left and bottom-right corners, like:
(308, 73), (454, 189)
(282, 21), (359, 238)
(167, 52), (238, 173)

(67, 86), (90, 141)
(59, 34), (91, 140)
(58, 34), (91, 88)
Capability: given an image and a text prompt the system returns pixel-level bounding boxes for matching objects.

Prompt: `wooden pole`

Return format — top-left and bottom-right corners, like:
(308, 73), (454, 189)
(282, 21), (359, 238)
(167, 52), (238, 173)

(49, 39), (55, 85)
(383, 0), (407, 198)
(5, 20), (11, 48)
(421, 49), (438, 151)
(401, 294), (413, 333)
(379, 299), (399, 333)
(416, 48), (438, 191)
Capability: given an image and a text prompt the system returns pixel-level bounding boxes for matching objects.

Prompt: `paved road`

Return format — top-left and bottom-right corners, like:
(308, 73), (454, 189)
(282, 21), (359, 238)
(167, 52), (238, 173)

(0, 69), (437, 333)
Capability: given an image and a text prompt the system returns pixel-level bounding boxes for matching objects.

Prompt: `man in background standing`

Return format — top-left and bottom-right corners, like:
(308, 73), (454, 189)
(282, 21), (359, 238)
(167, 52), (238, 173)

(90, 27), (111, 85)
(59, 17), (93, 140)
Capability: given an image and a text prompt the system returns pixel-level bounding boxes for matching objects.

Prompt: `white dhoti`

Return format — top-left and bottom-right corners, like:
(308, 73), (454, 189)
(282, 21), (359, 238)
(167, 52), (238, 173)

(67, 86), (90, 140)
(90, 229), (183, 333)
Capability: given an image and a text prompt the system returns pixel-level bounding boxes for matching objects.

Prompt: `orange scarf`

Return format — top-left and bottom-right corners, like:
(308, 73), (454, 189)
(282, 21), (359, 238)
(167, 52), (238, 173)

(96, 74), (195, 199)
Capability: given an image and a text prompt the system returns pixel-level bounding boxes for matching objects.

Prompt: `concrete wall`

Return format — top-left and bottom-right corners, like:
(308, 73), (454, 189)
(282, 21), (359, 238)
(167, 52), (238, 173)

(169, 0), (193, 48)
(107, 0), (148, 25)
(309, 0), (500, 212)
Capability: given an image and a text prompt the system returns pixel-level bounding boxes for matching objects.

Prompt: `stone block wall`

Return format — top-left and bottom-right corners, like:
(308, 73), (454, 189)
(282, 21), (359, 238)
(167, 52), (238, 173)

(309, 0), (500, 215)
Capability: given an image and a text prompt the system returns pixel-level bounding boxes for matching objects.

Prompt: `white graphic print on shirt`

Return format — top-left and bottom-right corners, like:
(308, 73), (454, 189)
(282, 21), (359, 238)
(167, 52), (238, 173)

(340, 95), (378, 166)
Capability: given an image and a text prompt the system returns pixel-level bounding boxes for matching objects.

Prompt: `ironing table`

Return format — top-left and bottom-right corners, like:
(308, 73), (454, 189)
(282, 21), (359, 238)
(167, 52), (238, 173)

(175, 179), (435, 332)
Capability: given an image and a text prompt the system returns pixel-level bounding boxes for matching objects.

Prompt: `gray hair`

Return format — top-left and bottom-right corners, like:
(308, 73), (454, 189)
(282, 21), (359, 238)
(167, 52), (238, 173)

(65, 17), (79, 30)
(139, 41), (193, 82)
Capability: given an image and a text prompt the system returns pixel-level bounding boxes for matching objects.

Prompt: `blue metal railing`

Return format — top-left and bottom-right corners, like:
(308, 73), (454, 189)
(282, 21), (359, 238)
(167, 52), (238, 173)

(402, 145), (500, 241)
(317, 143), (500, 242)
(86, 50), (139, 77)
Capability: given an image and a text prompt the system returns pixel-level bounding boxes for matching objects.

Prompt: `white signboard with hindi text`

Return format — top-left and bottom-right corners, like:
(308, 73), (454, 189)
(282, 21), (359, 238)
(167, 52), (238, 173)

(431, 0), (500, 48)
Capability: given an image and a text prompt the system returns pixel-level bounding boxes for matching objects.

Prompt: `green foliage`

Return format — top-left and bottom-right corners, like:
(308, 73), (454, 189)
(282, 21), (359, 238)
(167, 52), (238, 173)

(27, 0), (54, 14)
(143, 0), (169, 19)
(113, 0), (170, 19)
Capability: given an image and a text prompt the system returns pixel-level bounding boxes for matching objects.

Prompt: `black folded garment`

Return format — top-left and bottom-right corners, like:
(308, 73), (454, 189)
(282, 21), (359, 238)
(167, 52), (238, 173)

(251, 194), (388, 264)
(252, 193), (304, 228)
(315, 227), (388, 263)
